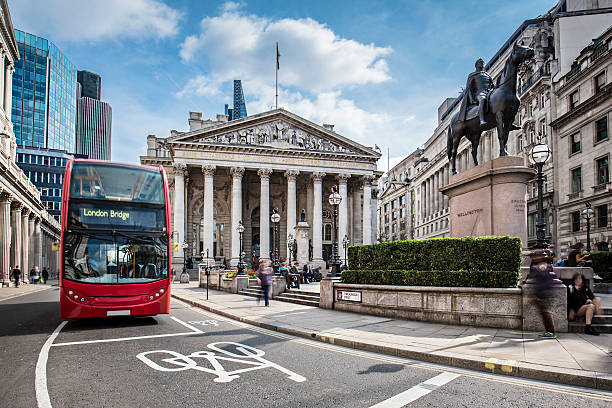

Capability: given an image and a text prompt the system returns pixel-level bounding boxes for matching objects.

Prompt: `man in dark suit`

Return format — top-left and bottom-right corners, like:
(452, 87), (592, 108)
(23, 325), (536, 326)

(12, 266), (21, 287)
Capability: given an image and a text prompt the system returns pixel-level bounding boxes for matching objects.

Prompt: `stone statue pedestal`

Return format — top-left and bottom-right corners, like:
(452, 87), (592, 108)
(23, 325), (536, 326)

(294, 221), (310, 266)
(440, 156), (535, 248)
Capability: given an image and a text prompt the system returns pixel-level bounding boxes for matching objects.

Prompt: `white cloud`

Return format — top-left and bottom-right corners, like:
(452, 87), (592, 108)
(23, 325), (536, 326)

(10, 0), (182, 41)
(177, 4), (392, 92)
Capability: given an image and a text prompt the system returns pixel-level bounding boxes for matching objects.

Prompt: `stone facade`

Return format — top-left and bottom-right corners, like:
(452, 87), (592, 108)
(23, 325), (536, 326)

(378, 2), (612, 257)
(141, 109), (381, 270)
(0, 1), (61, 286)
(551, 26), (612, 254)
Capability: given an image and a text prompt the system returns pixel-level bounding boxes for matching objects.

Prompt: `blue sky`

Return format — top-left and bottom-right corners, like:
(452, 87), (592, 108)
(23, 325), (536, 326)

(10, 0), (555, 170)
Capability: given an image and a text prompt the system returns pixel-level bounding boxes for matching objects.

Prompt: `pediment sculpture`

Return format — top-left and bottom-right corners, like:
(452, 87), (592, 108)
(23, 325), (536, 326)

(196, 120), (354, 153)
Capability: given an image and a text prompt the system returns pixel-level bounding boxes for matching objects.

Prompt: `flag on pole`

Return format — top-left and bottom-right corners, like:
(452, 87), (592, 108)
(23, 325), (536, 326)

(276, 42), (280, 69)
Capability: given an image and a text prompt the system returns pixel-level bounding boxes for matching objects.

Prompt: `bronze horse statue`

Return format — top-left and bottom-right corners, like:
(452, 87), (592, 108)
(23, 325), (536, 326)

(447, 44), (535, 174)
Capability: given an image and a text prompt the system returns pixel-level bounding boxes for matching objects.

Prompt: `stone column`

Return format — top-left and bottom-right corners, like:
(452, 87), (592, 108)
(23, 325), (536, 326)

(443, 166), (450, 209)
(21, 208), (30, 280)
(231, 167), (246, 266)
(4, 64), (12, 116)
(28, 215), (36, 268)
(352, 185), (362, 245)
(337, 173), (350, 244)
(312, 172), (326, 266)
(427, 177), (432, 217)
(172, 163), (186, 250)
(33, 218), (41, 270)
(285, 170), (299, 240)
(484, 134), (491, 163)
(362, 176), (373, 245)
(434, 172), (439, 215)
(306, 182), (313, 228)
(258, 168), (272, 262)
(202, 165), (215, 261)
(0, 191), (12, 286)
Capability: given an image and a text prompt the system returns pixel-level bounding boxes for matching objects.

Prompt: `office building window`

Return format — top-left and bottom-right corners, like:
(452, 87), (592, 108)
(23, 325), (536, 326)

(570, 132), (581, 154)
(400, 195), (406, 206)
(571, 167), (582, 193)
(597, 156), (609, 185)
(595, 72), (606, 94)
(571, 211), (580, 232)
(597, 205), (608, 228)
(596, 117), (608, 143)
(392, 211), (398, 220)
(400, 208), (406, 218)
(540, 118), (546, 137)
(384, 214), (389, 224)
(384, 203), (390, 213)
(392, 199), (398, 209)
(540, 92), (545, 107)
(569, 90), (579, 109)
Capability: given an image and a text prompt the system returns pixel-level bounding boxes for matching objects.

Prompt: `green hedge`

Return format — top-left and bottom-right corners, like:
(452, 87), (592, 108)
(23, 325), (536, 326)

(590, 251), (612, 282)
(341, 270), (519, 288)
(348, 237), (521, 273)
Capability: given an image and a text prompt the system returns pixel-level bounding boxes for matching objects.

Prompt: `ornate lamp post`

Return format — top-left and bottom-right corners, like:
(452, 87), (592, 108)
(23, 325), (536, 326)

(287, 234), (295, 264)
(237, 221), (245, 275)
(528, 139), (551, 248)
(271, 208), (281, 274)
(582, 202), (593, 253)
(182, 241), (189, 272)
(342, 234), (350, 269)
(328, 186), (342, 277)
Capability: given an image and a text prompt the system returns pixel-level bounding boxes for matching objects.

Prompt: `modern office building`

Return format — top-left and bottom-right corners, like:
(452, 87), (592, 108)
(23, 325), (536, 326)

(14, 148), (79, 222)
(75, 70), (112, 160)
(223, 80), (247, 121)
(12, 29), (77, 152)
(77, 70), (101, 100)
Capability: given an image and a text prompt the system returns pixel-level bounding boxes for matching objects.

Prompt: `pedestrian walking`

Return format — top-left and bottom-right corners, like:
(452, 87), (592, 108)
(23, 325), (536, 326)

(12, 266), (21, 287)
(256, 259), (274, 307)
(302, 262), (310, 284)
(530, 249), (556, 339)
(42, 267), (49, 284)
(31, 266), (40, 284)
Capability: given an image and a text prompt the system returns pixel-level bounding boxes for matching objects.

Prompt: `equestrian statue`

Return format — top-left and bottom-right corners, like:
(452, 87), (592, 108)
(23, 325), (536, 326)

(447, 43), (535, 174)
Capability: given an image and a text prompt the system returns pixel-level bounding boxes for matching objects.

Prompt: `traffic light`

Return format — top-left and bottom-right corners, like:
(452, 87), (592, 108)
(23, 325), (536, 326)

(51, 242), (59, 251)
(173, 243), (180, 253)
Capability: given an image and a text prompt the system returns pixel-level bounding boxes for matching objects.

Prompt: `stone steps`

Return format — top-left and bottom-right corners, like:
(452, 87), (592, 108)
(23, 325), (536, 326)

(568, 322), (612, 334)
(239, 287), (320, 307)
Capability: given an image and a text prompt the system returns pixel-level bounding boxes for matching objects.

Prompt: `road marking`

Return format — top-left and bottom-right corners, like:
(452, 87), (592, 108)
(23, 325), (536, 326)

(137, 342), (306, 383)
(36, 320), (68, 408)
(187, 319), (220, 327)
(52, 316), (204, 347)
(179, 301), (612, 402)
(369, 372), (461, 407)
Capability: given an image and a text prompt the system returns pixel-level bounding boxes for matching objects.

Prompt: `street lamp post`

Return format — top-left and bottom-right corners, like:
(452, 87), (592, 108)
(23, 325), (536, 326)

(342, 234), (350, 269)
(237, 221), (245, 275)
(271, 208), (281, 274)
(528, 139), (551, 248)
(582, 202), (593, 252)
(182, 241), (189, 272)
(328, 186), (342, 277)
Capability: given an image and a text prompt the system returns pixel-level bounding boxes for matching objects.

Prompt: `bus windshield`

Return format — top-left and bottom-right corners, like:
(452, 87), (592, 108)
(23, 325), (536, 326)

(63, 233), (169, 284)
(69, 162), (164, 204)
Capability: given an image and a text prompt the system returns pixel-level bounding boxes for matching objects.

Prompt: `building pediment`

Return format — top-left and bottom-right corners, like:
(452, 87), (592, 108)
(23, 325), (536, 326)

(167, 109), (380, 158)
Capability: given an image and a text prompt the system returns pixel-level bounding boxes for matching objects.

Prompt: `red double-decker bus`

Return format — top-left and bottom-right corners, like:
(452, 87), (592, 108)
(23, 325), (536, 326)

(60, 159), (172, 319)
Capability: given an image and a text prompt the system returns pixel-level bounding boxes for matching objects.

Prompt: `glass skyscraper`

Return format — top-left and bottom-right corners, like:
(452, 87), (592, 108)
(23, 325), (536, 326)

(12, 30), (77, 152)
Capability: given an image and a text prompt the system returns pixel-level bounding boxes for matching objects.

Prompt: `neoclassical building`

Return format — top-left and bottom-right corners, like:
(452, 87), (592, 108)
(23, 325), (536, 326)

(141, 109), (381, 269)
(0, 0), (61, 286)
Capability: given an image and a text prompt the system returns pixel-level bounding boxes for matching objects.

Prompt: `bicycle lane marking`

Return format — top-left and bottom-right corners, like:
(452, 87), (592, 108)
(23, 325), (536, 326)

(36, 315), (204, 408)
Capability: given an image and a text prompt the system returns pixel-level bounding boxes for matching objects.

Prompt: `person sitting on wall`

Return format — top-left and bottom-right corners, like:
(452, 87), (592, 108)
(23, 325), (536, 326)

(568, 272), (602, 336)
(567, 243), (592, 267)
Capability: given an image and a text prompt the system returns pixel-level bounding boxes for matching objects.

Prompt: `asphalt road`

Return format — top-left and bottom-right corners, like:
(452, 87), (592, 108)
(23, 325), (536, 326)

(1, 287), (611, 408)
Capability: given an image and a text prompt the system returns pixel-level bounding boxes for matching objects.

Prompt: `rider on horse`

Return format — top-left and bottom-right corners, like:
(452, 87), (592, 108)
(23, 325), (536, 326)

(459, 58), (494, 126)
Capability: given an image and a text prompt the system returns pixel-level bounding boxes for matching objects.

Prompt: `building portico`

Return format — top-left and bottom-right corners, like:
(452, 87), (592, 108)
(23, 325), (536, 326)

(142, 109), (381, 270)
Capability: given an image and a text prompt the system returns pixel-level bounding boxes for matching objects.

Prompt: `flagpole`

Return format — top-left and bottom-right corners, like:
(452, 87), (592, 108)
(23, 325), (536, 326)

(275, 42), (279, 109)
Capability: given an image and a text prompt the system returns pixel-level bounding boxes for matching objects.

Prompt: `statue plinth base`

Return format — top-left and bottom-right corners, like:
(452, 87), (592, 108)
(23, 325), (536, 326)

(440, 156), (535, 248)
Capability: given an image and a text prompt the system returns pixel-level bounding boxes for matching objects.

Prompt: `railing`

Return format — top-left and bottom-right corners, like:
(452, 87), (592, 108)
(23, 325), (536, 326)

(590, 43), (609, 64)
(566, 65), (582, 82)
(518, 67), (549, 95)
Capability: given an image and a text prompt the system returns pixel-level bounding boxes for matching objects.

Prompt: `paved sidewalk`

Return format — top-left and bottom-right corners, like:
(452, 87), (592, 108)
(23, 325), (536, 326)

(172, 282), (612, 391)
(0, 281), (57, 302)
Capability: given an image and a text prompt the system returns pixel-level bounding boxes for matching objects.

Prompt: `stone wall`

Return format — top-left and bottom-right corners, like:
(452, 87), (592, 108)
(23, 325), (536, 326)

(331, 283), (523, 329)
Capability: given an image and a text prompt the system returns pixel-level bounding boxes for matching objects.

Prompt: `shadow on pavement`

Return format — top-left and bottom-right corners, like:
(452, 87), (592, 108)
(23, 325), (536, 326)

(357, 363), (404, 375)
